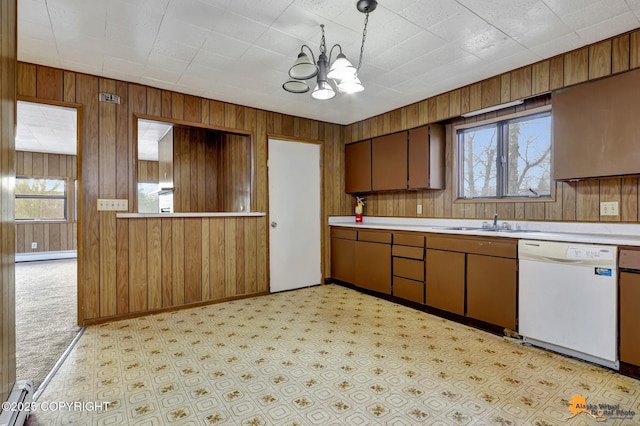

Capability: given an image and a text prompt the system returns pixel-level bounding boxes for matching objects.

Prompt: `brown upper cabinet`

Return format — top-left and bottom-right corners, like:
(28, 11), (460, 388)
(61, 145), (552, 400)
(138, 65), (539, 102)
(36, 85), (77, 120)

(408, 124), (445, 189)
(372, 132), (408, 191)
(345, 124), (445, 194)
(553, 68), (640, 180)
(345, 139), (372, 193)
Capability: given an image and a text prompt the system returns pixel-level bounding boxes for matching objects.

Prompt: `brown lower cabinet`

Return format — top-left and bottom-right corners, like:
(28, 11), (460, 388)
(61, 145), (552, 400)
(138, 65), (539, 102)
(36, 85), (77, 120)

(466, 254), (517, 330)
(355, 240), (391, 294)
(425, 249), (465, 315)
(331, 237), (355, 283)
(620, 271), (640, 366)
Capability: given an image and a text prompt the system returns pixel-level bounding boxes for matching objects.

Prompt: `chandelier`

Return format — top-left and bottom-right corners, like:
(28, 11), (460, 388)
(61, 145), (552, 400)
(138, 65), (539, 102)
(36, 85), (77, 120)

(282, 0), (377, 100)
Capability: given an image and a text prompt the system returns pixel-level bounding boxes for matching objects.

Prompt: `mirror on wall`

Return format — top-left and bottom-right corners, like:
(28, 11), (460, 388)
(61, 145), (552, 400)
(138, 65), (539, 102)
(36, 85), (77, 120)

(136, 118), (252, 214)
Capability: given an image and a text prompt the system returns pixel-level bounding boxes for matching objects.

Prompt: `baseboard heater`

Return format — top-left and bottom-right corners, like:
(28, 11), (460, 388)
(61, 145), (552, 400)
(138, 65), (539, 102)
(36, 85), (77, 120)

(0, 380), (33, 426)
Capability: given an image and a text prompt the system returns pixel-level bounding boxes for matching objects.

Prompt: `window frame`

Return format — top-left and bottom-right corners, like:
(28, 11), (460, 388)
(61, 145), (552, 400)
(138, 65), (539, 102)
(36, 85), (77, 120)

(15, 177), (68, 221)
(454, 105), (553, 202)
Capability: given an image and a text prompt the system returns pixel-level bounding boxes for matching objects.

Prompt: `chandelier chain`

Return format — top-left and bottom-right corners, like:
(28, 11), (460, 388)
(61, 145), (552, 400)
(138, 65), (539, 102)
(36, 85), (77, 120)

(356, 12), (370, 72)
(320, 24), (327, 55)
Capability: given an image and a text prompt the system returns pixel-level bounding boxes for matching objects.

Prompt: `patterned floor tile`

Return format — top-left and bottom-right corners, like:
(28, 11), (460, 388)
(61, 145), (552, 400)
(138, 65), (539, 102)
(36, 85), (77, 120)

(26, 284), (640, 425)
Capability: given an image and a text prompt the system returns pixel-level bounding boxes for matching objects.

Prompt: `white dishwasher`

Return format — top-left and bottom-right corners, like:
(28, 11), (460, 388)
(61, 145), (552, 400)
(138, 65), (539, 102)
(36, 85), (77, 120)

(518, 240), (618, 369)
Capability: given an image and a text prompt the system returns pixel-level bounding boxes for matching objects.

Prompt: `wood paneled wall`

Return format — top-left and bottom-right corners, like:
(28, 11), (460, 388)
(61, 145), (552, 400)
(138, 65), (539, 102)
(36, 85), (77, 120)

(111, 216), (265, 320)
(138, 160), (159, 182)
(17, 62), (345, 324)
(0, 0), (17, 404)
(15, 151), (78, 253)
(171, 127), (251, 213)
(343, 29), (640, 223)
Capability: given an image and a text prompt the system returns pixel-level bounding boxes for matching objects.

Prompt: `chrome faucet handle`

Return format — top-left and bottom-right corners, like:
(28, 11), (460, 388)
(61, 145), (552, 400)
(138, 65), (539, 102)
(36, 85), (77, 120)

(501, 222), (511, 230)
(482, 221), (489, 228)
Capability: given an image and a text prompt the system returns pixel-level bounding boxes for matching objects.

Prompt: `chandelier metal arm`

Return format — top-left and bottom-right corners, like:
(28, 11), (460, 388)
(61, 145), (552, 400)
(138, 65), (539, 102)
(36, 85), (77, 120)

(327, 44), (343, 66)
(299, 44), (316, 66)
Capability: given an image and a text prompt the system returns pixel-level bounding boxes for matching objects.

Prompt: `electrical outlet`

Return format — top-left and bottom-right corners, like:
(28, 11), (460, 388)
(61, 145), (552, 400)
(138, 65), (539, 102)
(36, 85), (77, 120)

(600, 201), (619, 216)
(31, 242), (37, 250)
(417, 204), (423, 214)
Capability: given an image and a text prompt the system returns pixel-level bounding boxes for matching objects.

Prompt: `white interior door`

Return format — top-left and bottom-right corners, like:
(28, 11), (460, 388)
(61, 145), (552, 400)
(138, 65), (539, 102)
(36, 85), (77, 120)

(268, 138), (321, 292)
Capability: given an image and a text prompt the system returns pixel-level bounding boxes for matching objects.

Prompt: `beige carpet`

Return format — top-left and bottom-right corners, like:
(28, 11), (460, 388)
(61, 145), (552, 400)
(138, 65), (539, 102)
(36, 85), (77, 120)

(15, 258), (81, 391)
(27, 284), (640, 425)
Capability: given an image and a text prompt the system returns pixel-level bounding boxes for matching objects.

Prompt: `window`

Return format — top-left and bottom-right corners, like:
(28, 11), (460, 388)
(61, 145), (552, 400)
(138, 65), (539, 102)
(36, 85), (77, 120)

(457, 110), (552, 199)
(15, 178), (67, 220)
(137, 183), (160, 213)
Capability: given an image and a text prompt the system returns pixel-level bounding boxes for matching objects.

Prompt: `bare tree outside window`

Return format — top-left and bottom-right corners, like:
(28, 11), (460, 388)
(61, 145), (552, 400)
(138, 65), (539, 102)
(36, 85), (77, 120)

(457, 111), (551, 199)
(15, 178), (66, 220)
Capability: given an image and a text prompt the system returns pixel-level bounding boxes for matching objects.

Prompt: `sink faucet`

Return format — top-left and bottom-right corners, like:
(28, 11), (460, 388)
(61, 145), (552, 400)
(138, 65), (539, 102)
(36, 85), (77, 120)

(493, 213), (498, 228)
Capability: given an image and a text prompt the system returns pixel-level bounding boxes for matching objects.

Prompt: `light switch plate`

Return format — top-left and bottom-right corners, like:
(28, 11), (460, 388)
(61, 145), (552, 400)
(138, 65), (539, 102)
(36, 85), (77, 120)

(417, 204), (422, 214)
(97, 199), (129, 211)
(600, 201), (619, 216)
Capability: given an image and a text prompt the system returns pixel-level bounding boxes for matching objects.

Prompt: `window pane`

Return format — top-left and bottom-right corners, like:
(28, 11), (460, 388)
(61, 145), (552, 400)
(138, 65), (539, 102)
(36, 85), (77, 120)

(138, 183), (159, 213)
(505, 114), (552, 196)
(16, 178), (65, 196)
(459, 125), (498, 198)
(16, 198), (66, 220)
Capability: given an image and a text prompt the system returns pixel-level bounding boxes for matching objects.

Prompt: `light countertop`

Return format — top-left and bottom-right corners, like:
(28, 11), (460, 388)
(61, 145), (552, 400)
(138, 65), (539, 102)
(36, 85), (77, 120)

(118, 212), (266, 218)
(329, 216), (640, 246)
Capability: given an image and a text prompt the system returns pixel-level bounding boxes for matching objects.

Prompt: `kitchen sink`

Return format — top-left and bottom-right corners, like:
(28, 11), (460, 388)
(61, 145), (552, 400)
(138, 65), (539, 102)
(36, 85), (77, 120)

(480, 228), (540, 233)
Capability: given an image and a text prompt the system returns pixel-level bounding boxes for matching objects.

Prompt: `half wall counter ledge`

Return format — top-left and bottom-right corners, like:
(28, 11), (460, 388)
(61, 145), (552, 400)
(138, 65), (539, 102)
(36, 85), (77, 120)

(117, 212), (267, 218)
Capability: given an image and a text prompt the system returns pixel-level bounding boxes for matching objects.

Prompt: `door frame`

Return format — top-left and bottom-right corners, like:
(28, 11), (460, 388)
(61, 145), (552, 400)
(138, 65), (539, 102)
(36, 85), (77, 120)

(16, 96), (84, 325)
(266, 134), (325, 292)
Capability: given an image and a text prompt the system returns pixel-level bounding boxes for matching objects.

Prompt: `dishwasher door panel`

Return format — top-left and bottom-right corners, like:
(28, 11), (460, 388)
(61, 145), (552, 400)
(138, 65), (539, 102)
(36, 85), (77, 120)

(519, 259), (617, 363)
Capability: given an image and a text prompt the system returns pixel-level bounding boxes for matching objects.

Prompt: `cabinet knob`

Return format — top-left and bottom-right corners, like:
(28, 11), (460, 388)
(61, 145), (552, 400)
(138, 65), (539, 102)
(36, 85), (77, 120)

(271, 221), (278, 228)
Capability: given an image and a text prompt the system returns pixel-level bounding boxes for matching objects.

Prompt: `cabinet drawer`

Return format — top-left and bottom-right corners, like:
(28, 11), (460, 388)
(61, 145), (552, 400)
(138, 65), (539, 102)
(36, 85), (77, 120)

(359, 231), (392, 244)
(392, 245), (424, 260)
(619, 248), (640, 269)
(393, 257), (424, 281)
(393, 233), (425, 248)
(427, 235), (516, 258)
(331, 228), (357, 240)
(393, 277), (424, 304)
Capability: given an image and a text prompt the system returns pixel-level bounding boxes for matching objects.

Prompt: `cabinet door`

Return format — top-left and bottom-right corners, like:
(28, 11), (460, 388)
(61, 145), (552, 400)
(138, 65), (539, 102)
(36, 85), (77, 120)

(466, 254), (517, 330)
(425, 249), (465, 315)
(355, 241), (391, 294)
(620, 272), (640, 366)
(408, 125), (445, 189)
(331, 238), (355, 284)
(345, 140), (372, 193)
(372, 132), (407, 191)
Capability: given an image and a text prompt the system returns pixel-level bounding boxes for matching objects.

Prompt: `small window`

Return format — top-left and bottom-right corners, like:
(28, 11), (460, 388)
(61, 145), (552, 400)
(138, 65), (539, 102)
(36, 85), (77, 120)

(15, 178), (67, 220)
(137, 183), (160, 213)
(457, 110), (552, 199)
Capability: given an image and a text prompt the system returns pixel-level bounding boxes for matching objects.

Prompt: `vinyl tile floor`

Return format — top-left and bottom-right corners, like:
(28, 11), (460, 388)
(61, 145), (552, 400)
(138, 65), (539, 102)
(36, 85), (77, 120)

(27, 284), (640, 425)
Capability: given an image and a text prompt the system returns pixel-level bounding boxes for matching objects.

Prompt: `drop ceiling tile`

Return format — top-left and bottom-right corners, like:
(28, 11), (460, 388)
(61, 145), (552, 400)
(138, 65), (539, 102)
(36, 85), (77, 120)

(456, 26), (523, 61)
(146, 51), (190, 74)
(528, 32), (582, 58)
(542, 0), (605, 16)
(368, 30), (446, 72)
(575, 11), (640, 44)
(100, 41), (152, 64)
(227, 0), (292, 26)
(549, 0), (631, 30)
(182, 62), (224, 81)
(191, 49), (235, 71)
(270, 5), (325, 43)
(209, 11), (269, 44)
(102, 56), (147, 77)
(253, 27), (306, 57)
(155, 16), (210, 48)
(427, 7), (492, 43)
(240, 46), (288, 73)
(18, 21), (56, 43)
(105, 21), (158, 49)
(165, 0), (222, 30)
(201, 32), (252, 59)
(18, 0), (52, 26)
(398, 0), (468, 29)
(152, 39), (199, 63)
(106, 0), (166, 31)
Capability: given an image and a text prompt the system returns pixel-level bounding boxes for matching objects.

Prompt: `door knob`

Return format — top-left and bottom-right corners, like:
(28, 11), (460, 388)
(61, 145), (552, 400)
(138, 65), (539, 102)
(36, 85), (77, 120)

(271, 221), (277, 228)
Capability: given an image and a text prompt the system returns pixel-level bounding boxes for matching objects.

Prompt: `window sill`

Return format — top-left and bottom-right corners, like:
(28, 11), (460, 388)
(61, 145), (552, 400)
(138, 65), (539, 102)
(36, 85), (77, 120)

(454, 196), (554, 204)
